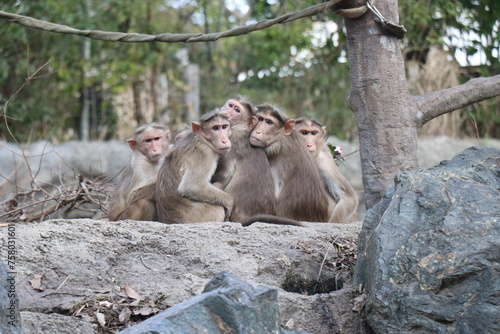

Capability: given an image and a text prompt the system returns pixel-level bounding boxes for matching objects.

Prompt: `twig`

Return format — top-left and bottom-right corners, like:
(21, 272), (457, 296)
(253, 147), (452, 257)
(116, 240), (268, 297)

(55, 275), (71, 293)
(318, 236), (338, 279)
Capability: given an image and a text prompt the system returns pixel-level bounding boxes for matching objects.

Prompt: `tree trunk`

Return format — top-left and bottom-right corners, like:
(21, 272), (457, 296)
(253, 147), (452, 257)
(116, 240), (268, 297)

(344, 0), (418, 209)
(79, 0), (93, 141)
(132, 80), (146, 125)
(80, 40), (91, 141)
(184, 64), (200, 123)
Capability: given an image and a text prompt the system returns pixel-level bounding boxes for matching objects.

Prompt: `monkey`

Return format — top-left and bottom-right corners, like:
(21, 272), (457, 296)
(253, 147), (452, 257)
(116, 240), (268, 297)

(242, 104), (330, 226)
(295, 117), (358, 223)
(174, 124), (191, 144)
(213, 96), (276, 222)
(156, 111), (234, 224)
(108, 123), (171, 221)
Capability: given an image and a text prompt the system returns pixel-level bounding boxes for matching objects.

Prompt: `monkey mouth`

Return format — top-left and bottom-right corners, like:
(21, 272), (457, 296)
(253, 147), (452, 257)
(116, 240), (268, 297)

(249, 136), (260, 142)
(149, 154), (162, 161)
(249, 136), (263, 147)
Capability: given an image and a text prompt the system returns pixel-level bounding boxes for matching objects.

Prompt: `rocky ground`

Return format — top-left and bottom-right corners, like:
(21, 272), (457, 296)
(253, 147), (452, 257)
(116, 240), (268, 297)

(4, 219), (366, 334)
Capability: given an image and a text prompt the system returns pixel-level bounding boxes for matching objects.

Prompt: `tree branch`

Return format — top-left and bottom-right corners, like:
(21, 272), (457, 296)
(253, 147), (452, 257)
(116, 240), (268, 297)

(0, 1), (340, 44)
(414, 74), (500, 127)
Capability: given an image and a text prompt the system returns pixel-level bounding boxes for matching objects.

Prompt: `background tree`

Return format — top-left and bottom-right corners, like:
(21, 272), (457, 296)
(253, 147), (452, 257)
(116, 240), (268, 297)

(0, 0), (498, 207)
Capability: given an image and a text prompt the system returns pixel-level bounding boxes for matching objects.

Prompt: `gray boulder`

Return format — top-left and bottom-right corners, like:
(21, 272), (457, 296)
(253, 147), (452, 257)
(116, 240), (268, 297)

(3, 219), (364, 333)
(21, 312), (95, 334)
(119, 271), (309, 334)
(355, 146), (500, 333)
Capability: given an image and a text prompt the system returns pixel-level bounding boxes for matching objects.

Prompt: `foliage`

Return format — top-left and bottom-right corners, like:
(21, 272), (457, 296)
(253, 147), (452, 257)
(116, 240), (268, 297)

(400, 0), (499, 70)
(0, 0), (498, 142)
(400, 0), (499, 138)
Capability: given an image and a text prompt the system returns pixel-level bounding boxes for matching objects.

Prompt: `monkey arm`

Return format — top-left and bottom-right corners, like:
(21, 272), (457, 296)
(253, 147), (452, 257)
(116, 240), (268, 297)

(211, 153), (236, 188)
(317, 146), (358, 222)
(317, 149), (344, 202)
(177, 168), (233, 211)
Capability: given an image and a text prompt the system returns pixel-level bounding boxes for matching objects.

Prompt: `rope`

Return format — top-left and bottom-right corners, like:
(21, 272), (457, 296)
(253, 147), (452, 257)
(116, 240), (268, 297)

(0, 1), (343, 44)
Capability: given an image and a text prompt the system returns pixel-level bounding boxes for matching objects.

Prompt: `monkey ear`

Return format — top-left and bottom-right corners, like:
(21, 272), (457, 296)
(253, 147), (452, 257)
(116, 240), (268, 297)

(322, 126), (328, 140)
(248, 116), (258, 130)
(191, 122), (202, 134)
(127, 139), (137, 151)
(284, 120), (295, 136)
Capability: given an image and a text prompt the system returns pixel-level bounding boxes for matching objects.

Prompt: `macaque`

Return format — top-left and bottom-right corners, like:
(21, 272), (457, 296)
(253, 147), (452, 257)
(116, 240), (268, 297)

(295, 117), (358, 223)
(108, 123), (171, 221)
(243, 104), (330, 225)
(213, 96), (276, 222)
(156, 111), (233, 224)
(174, 124), (191, 144)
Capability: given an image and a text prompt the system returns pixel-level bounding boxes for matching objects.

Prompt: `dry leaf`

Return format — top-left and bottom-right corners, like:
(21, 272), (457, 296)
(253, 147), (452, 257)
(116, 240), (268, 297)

(95, 312), (106, 327)
(352, 293), (367, 313)
(122, 284), (143, 300)
(98, 301), (113, 308)
(119, 307), (131, 323)
(133, 305), (159, 316)
(130, 299), (141, 306)
(29, 274), (44, 291)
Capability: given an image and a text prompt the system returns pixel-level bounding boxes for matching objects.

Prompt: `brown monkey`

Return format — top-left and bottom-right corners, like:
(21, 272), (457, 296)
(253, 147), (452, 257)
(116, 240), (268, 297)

(295, 117), (358, 223)
(243, 104), (330, 225)
(174, 124), (191, 144)
(213, 96), (276, 222)
(156, 111), (233, 224)
(108, 123), (171, 221)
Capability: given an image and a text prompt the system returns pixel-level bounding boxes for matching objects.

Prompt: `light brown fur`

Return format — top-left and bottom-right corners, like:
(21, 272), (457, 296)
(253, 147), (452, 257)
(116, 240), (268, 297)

(156, 111), (233, 224)
(244, 105), (330, 225)
(108, 123), (170, 221)
(214, 96), (276, 222)
(295, 117), (358, 223)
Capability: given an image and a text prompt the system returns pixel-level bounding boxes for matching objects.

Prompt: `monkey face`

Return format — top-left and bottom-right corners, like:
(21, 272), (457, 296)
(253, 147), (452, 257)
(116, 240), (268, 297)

(198, 118), (232, 155)
(131, 127), (169, 163)
(297, 127), (322, 154)
(221, 99), (246, 126)
(249, 113), (289, 148)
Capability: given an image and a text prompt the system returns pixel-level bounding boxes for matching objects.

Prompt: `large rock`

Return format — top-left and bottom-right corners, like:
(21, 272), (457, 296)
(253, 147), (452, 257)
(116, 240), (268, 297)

(21, 312), (95, 334)
(1, 220), (365, 334)
(355, 146), (500, 333)
(0, 140), (130, 203)
(120, 271), (309, 334)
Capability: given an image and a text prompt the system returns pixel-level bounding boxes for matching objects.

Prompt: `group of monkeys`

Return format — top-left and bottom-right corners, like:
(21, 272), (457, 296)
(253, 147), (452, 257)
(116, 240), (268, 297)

(108, 96), (358, 226)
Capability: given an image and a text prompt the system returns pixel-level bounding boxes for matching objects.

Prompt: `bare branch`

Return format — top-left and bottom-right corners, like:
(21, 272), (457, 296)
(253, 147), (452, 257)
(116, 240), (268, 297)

(414, 74), (500, 127)
(0, 1), (341, 44)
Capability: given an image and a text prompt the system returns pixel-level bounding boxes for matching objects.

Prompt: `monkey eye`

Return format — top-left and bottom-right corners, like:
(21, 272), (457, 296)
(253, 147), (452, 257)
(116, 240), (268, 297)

(265, 119), (273, 125)
(228, 103), (234, 108)
(258, 116), (264, 122)
(154, 137), (161, 141)
(145, 138), (152, 143)
(300, 131), (308, 135)
(311, 131), (318, 136)
(234, 107), (241, 113)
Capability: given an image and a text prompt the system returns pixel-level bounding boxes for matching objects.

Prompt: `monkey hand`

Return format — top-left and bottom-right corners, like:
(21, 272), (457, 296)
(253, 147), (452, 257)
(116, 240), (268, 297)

(213, 182), (225, 190)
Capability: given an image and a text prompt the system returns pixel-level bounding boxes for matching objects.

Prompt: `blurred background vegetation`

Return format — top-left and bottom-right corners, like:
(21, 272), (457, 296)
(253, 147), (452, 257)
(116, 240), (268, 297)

(0, 0), (498, 143)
